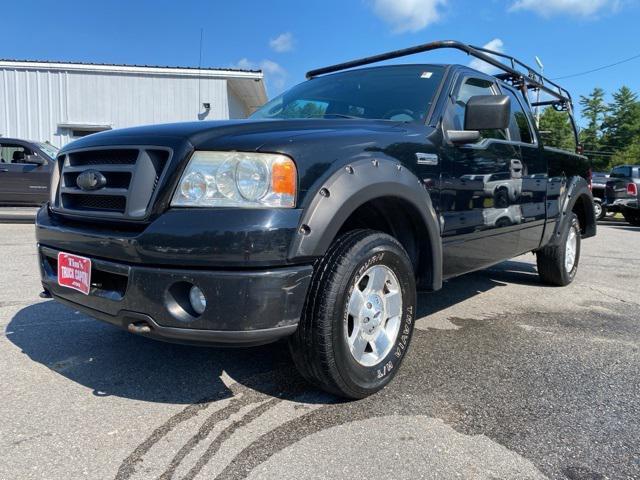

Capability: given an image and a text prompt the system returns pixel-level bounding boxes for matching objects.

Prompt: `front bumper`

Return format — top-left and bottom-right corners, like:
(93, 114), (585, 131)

(39, 245), (313, 346)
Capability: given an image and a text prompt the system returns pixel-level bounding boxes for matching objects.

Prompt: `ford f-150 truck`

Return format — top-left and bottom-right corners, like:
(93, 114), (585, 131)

(36, 41), (596, 398)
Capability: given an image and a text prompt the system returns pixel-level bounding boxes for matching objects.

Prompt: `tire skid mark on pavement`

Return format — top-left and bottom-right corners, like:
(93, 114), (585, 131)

(116, 369), (325, 480)
(191, 395), (330, 479)
(113, 337), (461, 480)
(157, 393), (265, 480)
(180, 398), (280, 480)
(215, 402), (375, 480)
(115, 390), (231, 480)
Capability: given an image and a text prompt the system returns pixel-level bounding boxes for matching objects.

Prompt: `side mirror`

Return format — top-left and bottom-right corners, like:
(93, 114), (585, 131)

(28, 155), (47, 165)
(464, 95), (510, 131)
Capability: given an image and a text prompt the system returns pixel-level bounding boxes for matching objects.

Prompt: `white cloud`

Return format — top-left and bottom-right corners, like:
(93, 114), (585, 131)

(233, 58), (287, 92)
(469, 38), (504, 74)
(370, 0), (447, 33)
(510, 0), (621, 17)
(269, 32), (295, 52)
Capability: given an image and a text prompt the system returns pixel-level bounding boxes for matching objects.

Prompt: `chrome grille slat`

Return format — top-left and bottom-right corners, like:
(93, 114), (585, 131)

(52, 146), (171, 220)
(61, 164), (136, 173)
(60, 187), (130, 196)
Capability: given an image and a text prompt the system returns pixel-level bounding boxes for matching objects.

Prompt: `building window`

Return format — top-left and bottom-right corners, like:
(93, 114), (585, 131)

(58, 123), (111, 139)
(71, 129), (101, 138)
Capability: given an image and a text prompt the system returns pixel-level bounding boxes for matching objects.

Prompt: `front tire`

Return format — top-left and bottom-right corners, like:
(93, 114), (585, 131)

(536, 213), (581, 286)
(289, 230), (416, 399)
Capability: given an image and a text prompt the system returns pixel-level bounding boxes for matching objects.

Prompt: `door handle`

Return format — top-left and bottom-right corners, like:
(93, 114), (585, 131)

(0, 168), (8, 172)
(416, 153), (439, 165)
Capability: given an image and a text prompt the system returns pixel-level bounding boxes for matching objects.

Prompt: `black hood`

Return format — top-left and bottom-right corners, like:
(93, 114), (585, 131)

(62, 118), (409, 151)
(59, 118), (439, 208)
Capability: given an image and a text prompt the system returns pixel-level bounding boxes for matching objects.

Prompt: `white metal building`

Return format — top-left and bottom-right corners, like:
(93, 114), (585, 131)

(0, 59), (267, 148)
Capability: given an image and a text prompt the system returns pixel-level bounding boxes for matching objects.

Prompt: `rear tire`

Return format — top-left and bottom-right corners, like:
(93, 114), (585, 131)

(593, 199), (606, 221)
(289, 229), (416, 399)
(536, 213), (581, 286)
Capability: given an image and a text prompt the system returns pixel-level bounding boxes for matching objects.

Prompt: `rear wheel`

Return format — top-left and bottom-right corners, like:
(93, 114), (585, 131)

(536, 213), (581, 286)
(593, 199), (606, 221)
(289, 229), (416, 399)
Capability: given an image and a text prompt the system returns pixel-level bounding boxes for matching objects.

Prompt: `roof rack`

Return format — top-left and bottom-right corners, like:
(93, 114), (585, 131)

(306, 40), (573, 113)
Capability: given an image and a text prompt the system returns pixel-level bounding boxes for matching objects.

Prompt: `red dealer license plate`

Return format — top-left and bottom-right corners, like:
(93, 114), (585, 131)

(57, 252), (92, 295)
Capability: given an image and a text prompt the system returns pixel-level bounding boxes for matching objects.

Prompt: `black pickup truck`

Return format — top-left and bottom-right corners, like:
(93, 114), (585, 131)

(36, 41), (596, 398)
(0, 138), (58, 206)
(604, 165), (640, 225)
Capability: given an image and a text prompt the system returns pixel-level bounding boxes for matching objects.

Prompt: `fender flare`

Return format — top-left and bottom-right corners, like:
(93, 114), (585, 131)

(548, 175), (596, 246)
(288, 158), (443, 291)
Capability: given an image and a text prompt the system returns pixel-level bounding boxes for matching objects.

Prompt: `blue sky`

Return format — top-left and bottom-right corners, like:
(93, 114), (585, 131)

(3, 0), (639, 126)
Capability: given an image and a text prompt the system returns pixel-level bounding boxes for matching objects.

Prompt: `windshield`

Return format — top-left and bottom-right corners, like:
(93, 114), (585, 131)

(251, 65), (445, 123)
(36, 142), (59, 159)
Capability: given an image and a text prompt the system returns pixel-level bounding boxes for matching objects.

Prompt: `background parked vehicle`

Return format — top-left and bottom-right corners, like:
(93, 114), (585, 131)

(591, 171), (609, 220)
(0, 138), (58, 206)
(605, 165), (640, 225)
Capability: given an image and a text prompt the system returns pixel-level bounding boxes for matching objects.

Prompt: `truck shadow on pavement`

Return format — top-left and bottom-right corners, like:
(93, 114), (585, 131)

(6, 259), (540, 406)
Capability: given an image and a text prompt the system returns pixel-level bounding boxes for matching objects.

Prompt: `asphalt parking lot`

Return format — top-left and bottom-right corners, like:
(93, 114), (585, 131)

(1, 219), (639, 480)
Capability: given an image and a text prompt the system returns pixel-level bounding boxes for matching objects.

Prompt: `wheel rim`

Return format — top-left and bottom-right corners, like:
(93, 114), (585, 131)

(345, 265), (403, 367)
(565, 227), (578, 272)
(594, 202), (602, 218)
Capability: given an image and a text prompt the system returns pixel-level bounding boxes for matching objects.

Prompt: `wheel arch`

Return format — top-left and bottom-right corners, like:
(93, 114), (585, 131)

(547, 176), (596, 247)
(288, 158), (443, 291)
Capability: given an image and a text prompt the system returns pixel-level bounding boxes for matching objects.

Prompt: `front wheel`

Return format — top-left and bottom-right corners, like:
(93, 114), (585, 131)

(536, 213), (581, 286)
(289, 230), (416, 399)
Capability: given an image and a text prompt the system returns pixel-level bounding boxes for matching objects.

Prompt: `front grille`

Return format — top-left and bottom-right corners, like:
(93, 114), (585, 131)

(53, 147), (171, 220)
(61, 193), (127, 213)
(68, 149), (138, 166)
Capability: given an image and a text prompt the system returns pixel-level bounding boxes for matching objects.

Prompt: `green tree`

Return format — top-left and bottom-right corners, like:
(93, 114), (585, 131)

(539, 107), (575, 151)
(579, 88), (606, 148)
(579, 88), (609, 170)
(611, 140), (640, 167)
(602, 86), (640, 153)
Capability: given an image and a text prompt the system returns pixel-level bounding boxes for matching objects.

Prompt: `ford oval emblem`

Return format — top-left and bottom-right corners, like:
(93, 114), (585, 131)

(76, 169), (107, 191)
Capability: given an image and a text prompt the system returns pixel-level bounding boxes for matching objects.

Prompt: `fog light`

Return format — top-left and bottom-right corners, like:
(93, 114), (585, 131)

(189, 285), (207, 315)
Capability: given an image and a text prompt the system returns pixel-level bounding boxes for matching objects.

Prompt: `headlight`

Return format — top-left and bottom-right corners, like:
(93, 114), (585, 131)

(171, 151), (296, 208)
